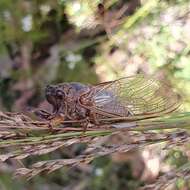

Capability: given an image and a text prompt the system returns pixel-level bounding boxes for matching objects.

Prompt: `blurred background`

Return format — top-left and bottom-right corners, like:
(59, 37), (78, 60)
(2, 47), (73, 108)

(0, 0), (190, 189)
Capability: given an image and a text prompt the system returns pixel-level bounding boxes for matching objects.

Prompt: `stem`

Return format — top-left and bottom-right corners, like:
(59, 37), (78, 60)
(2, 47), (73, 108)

(0, 130), (112, 147)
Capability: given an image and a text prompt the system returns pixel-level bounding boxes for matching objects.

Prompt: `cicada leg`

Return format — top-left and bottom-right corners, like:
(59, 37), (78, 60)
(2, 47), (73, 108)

(48, 113), (65, 126)
(33, 109), (65, 132)
(47, 102), (69, 130)
(90, 112), (100, 126)
(33, 109), (52, 120)
(78, 118), (90, 136)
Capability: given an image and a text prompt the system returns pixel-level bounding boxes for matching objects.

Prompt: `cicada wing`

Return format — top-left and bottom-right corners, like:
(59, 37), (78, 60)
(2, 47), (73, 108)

(90, 75), (180, 120)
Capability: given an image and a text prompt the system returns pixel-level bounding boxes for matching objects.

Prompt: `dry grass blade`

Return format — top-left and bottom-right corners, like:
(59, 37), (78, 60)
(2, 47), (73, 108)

(14, 157), (93, 180)
(0, 111), (190, 180)
(13, 130), (190, 179)
(0, 139), (83, 161)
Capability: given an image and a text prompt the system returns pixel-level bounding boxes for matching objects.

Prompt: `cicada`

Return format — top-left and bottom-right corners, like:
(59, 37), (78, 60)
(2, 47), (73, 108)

(36, 75), (180, 130)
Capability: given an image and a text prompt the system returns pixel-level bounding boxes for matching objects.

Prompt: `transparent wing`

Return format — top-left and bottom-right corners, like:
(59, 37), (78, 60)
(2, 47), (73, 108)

(89, 75), (180, 120)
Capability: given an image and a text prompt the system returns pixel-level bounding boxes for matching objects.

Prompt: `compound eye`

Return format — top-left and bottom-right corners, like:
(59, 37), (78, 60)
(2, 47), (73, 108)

(56, 89), (64, 99)
(45, 84), (56, 96)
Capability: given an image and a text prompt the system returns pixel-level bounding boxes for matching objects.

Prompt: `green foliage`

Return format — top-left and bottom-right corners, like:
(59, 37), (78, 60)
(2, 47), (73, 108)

(55, 53), (98, 83)
(89, 157), (142, 190)
(166, 149), (188, 168)
(0, 78), (15, 111)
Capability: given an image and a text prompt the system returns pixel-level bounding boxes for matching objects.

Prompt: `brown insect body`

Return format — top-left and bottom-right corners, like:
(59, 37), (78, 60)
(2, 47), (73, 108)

(45, 82), (90, 120)
(42, 75), (180, 128)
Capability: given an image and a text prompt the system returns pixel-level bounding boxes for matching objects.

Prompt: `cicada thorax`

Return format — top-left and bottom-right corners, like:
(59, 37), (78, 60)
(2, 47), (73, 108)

(55, 82), (91, 121)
